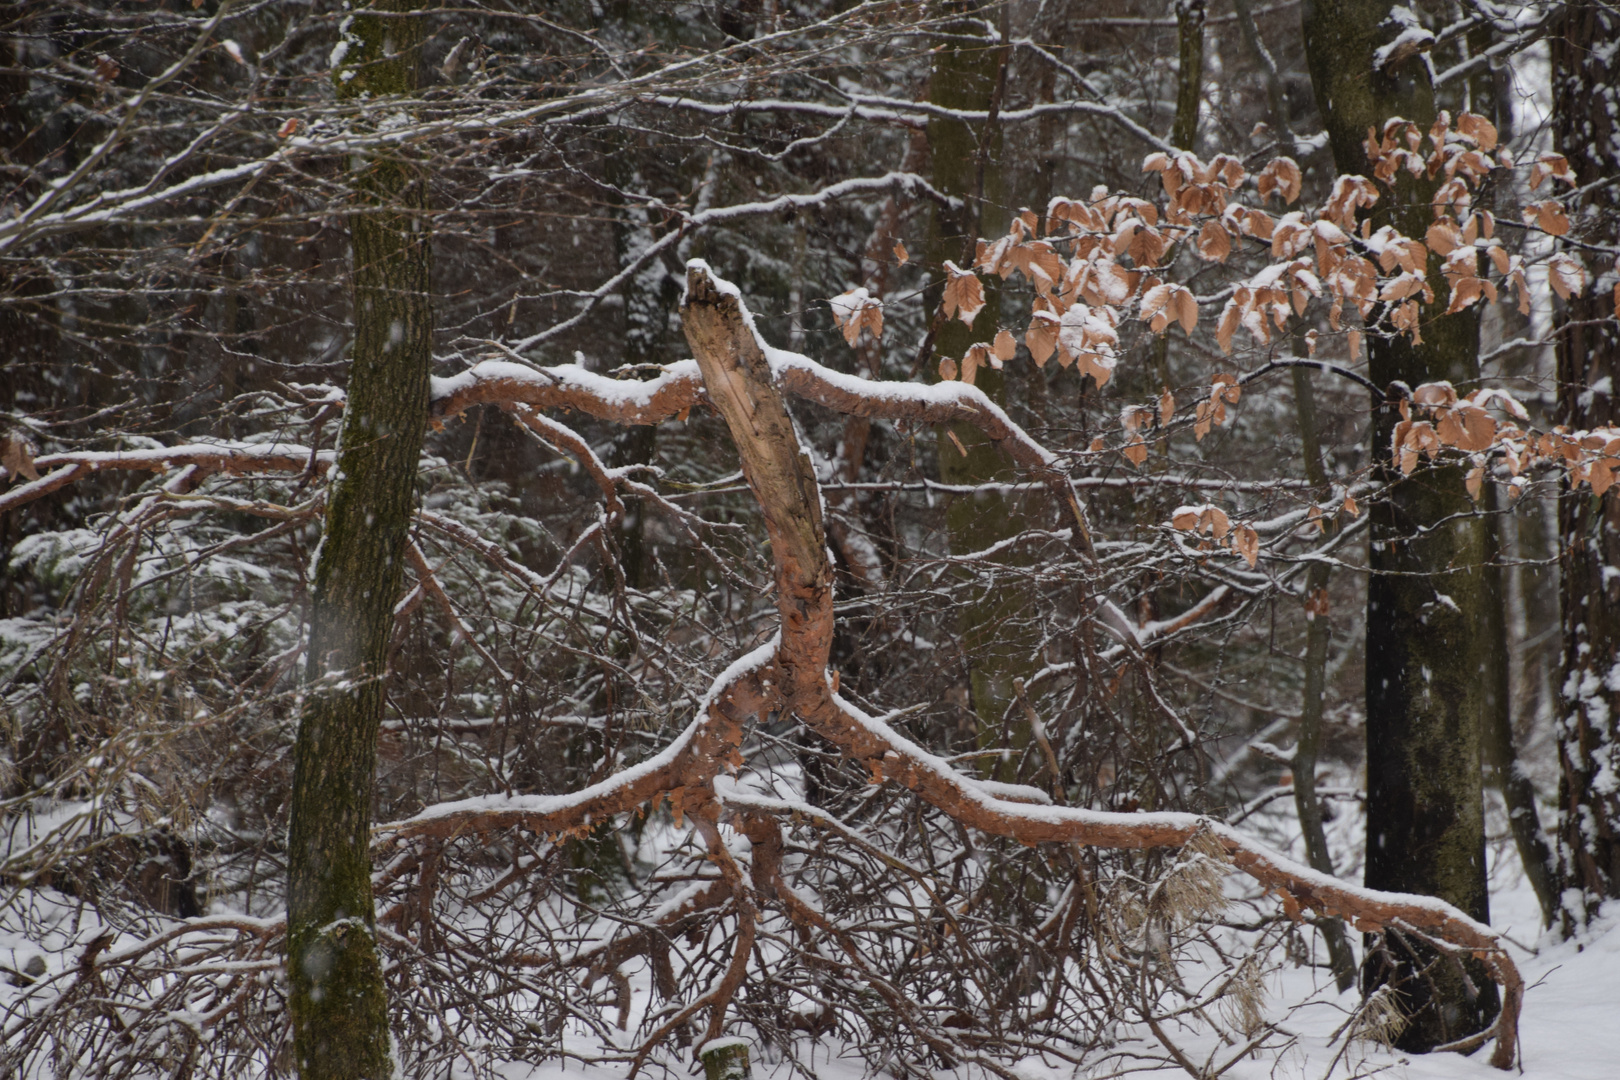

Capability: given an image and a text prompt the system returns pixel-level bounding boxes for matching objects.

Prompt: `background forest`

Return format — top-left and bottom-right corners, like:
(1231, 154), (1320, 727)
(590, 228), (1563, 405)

(1, 1), (1617, 1079)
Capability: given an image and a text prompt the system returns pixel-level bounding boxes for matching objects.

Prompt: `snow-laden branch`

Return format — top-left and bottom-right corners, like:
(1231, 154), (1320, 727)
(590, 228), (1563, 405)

(646, 91), (1176, 152)
(0, 443), (326, 516)
(1432, 6), (1562, 87)
(380, 637), (779, 843)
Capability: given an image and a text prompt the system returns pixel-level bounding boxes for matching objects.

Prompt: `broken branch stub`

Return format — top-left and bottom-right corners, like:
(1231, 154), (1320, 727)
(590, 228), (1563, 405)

(681, 261), (833, 690)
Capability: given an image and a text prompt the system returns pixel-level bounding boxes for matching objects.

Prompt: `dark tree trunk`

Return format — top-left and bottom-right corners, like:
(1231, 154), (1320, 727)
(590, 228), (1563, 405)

(1552, 0), (1620, 932)
(1172, 0), (1206, 154)
(1481, 480), (1558, 928)
(1302, 0), (1498, 1051)
(285, 5), (431, 1077)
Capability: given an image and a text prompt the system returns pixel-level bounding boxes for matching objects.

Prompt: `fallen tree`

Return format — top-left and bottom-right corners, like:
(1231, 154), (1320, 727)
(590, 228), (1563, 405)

(393, 263), (1525, 1069)
(0, 263), (1530, 1075)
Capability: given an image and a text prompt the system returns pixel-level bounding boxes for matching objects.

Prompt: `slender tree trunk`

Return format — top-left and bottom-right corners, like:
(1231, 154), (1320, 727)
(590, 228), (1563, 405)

(1235, 0), (1356, 991)
(1291, 366), (1358, 992)
(1552, 0), (1620, 932)
(1481, 479), (1558, 928)
(286, 5), (430, 1077)
(1302, 0), (1498, 1051)
(1171, 0), (1206, 154)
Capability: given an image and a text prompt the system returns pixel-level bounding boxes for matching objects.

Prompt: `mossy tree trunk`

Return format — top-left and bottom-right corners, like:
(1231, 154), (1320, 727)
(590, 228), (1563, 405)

(286, 5), (431, 1077)
(1302, 0), (1498, 1050)
(1552, 0), (1620, 932)
(926, 3), (1032, 780)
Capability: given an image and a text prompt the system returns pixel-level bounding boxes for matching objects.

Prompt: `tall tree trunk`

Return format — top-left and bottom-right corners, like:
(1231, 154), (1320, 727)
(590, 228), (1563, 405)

(286, 5), (430, 1077)
(926, 3), (1031, 780)
(1302, 0), (1498, 1051)
(1552, 0), (1620, 932)
(1291, 366), (1359, 992)
(1235, 0), (1356, 991)
(1465, 20), (1559, 931)
(1171, 0), (1206, 154)
(1481, 479), (1558, 928)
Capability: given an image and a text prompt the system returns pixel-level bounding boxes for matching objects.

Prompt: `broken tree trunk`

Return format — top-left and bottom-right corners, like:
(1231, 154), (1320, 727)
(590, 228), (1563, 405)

(673, 260), (1522, 1069)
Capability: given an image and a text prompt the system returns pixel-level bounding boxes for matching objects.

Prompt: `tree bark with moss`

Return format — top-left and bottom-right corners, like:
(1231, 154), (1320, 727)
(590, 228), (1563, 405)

(1302, 0), (1498, 1051)
(285, 5), (431, 1077)
(926, 4), (1033, 780)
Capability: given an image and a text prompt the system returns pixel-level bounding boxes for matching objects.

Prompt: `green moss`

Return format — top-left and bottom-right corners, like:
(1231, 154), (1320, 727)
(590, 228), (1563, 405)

(925, 11), (1036, 780)
(1304, 0), (1499, 1049)
(286, 5), (432, 1077)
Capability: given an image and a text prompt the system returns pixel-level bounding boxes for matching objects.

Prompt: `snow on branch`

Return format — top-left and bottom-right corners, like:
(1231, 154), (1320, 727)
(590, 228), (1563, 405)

(666, 261), (1523, 1069)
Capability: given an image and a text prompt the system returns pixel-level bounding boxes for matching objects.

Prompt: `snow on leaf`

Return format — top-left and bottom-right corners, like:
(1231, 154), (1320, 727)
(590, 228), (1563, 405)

(1197, 220), (1231, 263)
(829, 287), (883, 345)
(1529, 152), (1575, 190)
(1548, 253), (1587, 300)
(1455, 111), (1498, 152)
(941, 262), (985, 326)
(1025, 307), (1059, 367)
(1255, 157), (1302, 204)
(1524, 200), (1571, 237)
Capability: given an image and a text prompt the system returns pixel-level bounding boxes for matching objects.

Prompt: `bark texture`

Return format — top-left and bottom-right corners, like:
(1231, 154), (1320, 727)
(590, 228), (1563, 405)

(926, 7), (1034, 777)
(1465, 20), (1557, 931)
(1302, 0), (1498, 1051)
(285, 5), (429, 1077)
(1481, 480), (1558, 928)
(1172, 0), (1207, 153)
(1552, 0), (1620, 930)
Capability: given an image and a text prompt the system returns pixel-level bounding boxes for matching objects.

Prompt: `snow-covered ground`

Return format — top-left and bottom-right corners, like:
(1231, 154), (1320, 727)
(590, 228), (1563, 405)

(487, 866), (1620, 1080)
(500, 802), (1620, 1080)
(6, 792), (1615, 1080)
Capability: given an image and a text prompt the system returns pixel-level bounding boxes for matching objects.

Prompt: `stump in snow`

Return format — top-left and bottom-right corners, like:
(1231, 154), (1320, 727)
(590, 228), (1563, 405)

(699, 1037), (752, 1080)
